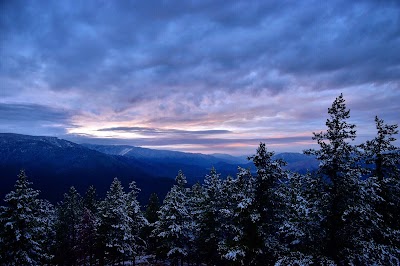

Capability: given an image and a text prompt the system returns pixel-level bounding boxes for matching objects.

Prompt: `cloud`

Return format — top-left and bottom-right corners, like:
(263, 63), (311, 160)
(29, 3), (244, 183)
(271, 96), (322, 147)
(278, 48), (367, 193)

(1, 0), (399, 153)
(0, 103), (76, 135)
(97, 126), (231, 135)
(2, 1), (399, 97)
(66, 133), (313, 154)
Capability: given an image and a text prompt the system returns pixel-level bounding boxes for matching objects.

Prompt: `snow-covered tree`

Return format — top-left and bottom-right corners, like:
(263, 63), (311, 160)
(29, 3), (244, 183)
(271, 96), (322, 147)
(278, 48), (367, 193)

(0, 170), (54, 265)
(361, 116), (400, 180)
(305, 94), (366, 264)
(98, 178), (133, 265)
(83, 185), (98, 214)
(357, 116), (400, 265)
(275, 172), (331, 264)
(54, 186), (83, 265)
(361, 117), (400, 230)
(186, 182), (203, 264)
(77, 207), (98, 266)
(126, 181), (148, 263)
(341, 175), (399, 265)
(249, 142), (288, 264)
(153, 170), (192, 265)
(196, 167), (224, 264)
(305, 93), (358, 182)
(218, 167), (259, 265)
(77, 186), (99, 266)
(39, 198), (56, 264)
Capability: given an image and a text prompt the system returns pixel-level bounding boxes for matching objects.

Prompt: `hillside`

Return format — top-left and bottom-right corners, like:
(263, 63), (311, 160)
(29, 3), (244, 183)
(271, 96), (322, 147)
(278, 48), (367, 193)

(0, 133), (173, 203)
(0, 133), (319, 203)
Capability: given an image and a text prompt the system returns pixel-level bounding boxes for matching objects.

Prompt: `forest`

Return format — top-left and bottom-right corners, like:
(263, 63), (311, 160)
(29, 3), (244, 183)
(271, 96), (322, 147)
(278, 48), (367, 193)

(0, 94), (399, 266)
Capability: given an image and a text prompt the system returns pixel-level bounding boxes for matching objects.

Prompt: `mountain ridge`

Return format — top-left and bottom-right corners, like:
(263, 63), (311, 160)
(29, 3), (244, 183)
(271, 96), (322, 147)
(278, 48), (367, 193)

(0, 133), (318, 203)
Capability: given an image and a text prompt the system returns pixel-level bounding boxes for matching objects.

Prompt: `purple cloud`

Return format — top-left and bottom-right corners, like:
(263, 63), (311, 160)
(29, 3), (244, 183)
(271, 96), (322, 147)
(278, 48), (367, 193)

(1, 0), (399, 154)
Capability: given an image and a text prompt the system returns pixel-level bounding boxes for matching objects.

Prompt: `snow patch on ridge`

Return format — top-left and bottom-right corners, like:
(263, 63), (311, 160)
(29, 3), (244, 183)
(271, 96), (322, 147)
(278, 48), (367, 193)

(120, 148), (133, 156)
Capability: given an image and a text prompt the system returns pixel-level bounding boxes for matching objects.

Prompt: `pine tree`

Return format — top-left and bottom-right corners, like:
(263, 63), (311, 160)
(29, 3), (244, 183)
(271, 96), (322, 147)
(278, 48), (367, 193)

(127, 181), (148, 264)
(275, 172), (332, 264)
(305, 94), (357, 181)
(218, 167), (258, 265)
(0, 170), (54, 265)
(54, 186), (83, 265)
(77, 186), (99, 266)
(217, 174), (237, 263)
(77, 208), (98, 266)
(39, 199), (56, 265)
(186, 182), (203, 264)
(196, 167), (223, 264)
(357, 116), (400, 264)
(305, 93), (364, 263)
(153, 170), (192, 266)
(362, 116), (400, 180)
(83, 185), (98, 214)
(143, 193), (160, 259)
(248, 142), (288, 264)
(98, 178), (133, 265)
(342, 174), (399, 265)
(145, 193), (160, 225)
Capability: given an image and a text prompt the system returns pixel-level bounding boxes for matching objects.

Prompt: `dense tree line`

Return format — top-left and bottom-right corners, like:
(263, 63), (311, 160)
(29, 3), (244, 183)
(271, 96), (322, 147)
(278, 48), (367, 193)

(0, 94), (399, 265)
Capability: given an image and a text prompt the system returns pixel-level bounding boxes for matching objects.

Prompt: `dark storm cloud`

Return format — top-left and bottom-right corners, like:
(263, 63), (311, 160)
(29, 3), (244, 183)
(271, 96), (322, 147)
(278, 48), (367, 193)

(1, 0), (399, 153)
(0, 103), (76, 135)
(0, 103), (72, 123)
(2, 0), (399, 100)
(97, 126), (231, 135)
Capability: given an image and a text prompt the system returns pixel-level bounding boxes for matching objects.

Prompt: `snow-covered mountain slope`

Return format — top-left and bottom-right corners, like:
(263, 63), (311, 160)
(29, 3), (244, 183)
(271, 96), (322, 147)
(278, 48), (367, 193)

(0, 133), (174, 203)
(83, 143), (227, 165)
(0, 133), (319, 203)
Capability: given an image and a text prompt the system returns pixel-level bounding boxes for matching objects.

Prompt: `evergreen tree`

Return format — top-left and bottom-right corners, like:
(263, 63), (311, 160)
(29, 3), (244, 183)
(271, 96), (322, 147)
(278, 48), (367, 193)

(143, 193), (160, 258)
(39, 199), (57, 265)
(342, 175), (399, 265)
(248, 142), (288, 264)
(77, 186), (99, 266)
(0, 170), (54, 265)
(362, 116), (400, 180)
(77, 208), (98, 266)
(54, 186), (83, 265)
(153, 170), (192, 266)
(195, 168), (225, 264)
(217, 174), (237, 263)
(145, 193), (160, 225)
(305, 93), (364, 263)
(305, 94), (357, 181)
(275, 172), (331, 264)
(186, 182), (204, 264)
(218, 167), (260, 265)
(127, 181), (148, 263)
(83, 185), (98, 214)
(98, 178), (133, 265)
(358, 116), (400, 264)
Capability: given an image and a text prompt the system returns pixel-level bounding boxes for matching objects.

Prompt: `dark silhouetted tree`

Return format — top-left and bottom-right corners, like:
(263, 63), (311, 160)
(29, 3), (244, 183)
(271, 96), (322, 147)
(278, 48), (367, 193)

(358, 116), (400, 264)
(143, 193), (160, 258)
(54, 186), (83, 265)
(196, 167), (224, 265)
(249, 142), (288, 264)
(305, 94), (366, 264)
(77, 186), (99, 265)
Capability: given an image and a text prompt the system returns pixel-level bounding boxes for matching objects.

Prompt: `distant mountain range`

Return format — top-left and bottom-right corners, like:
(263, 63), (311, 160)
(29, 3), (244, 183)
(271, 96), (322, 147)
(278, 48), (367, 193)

(0, 133), (318, 203)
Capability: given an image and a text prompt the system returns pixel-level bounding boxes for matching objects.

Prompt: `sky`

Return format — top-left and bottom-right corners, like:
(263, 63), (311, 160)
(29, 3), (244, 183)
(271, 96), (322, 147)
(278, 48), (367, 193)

(1, 0), (399, 155)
